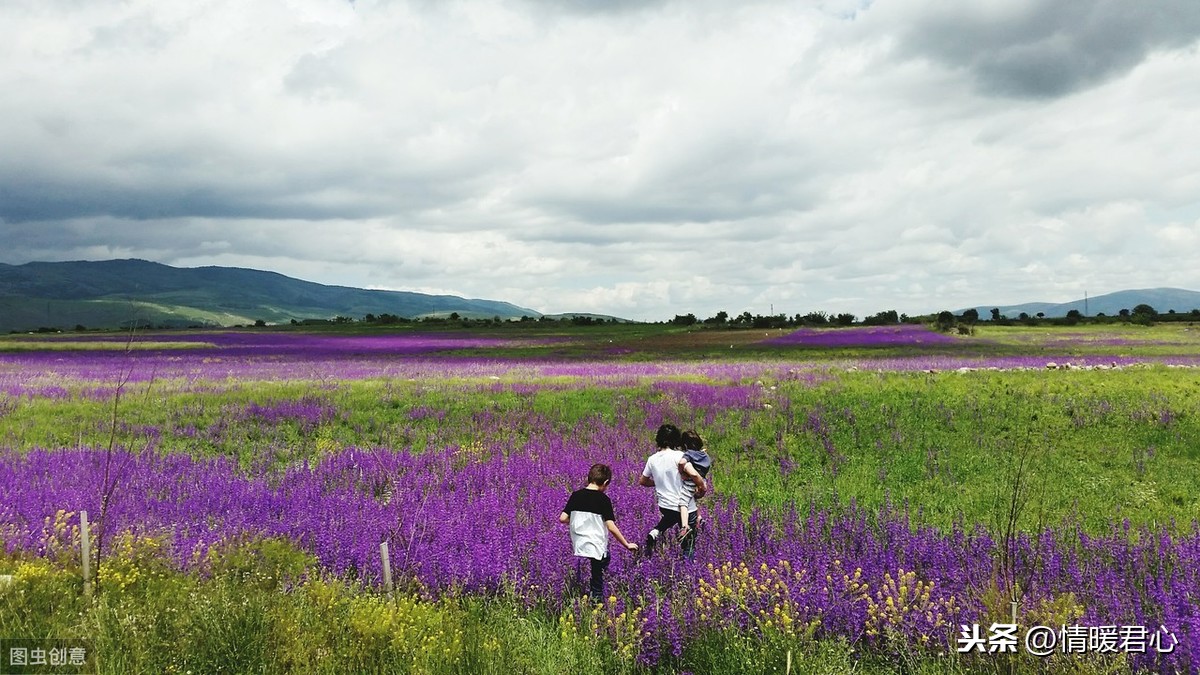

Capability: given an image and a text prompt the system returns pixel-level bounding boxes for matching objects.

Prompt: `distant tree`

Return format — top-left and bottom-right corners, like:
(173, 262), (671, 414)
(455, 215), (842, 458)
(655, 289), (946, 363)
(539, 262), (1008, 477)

(734, 311), (754, 325)
(863, 309), (899, 326)
(751, 314), (787, 329)
(990, 308), (1002, 322)
(1036, 312), (1045, 319)
(449, 312), (461, 321)
(936, 311), (956, 332)
(74, 324), (87, 332)
(363, 313), (377, 323)
(1018, 312), (1030, 321)
(833, 313), (856, 326)
(1118, 309), (1130, 318)
(672, 313), (698, 326)
(802, 311), (829, 326)
(1191, 309), (1200, 318)
(1129, 304), (1156, 326)
(960, 308), (979, 324)
(704, 310), (729, 325)
(254, 319), (267, 327)
(1066, 309), (1082, 319)
(290, 319), (299, 325)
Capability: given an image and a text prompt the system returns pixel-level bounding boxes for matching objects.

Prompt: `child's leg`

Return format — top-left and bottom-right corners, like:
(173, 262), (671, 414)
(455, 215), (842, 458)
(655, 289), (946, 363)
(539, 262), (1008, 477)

(681, 510), (699, 560)
(646, 508), (681, 555)
(677, 483), (696, 541)
(588, 555), (610, 601)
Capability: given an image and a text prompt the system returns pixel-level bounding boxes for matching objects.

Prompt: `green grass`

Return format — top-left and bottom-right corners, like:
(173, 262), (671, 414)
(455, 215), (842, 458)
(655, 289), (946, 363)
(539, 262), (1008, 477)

(715, 367), (1200, 532)
(5, 363), (1198, 533)
(0, 538), (1138, 674)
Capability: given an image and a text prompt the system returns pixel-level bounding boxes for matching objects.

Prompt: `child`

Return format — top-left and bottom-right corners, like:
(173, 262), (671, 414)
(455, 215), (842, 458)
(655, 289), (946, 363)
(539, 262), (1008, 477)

(676, 430), (711, 542)
(559, 463), (638, 602)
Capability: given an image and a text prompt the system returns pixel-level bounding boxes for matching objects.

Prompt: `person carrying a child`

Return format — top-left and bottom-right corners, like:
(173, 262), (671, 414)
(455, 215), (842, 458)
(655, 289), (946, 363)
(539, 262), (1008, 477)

(639, 424), (707, 559)
(559, 463), (639, 602)
(676, 430), (711, 541)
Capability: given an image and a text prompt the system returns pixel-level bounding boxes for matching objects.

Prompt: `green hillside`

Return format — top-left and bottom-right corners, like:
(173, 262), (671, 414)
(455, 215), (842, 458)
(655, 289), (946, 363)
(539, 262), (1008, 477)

(0, 260), (541, 332)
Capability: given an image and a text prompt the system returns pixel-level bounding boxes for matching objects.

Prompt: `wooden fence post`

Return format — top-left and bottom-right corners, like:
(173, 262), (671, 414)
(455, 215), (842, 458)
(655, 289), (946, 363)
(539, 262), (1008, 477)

(380, 541), (394, 598)
(81, 510), (93, 598)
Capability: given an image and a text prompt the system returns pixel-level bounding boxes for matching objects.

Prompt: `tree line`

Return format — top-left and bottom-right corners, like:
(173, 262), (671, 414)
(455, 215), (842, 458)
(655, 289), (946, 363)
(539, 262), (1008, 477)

(670, 303), (1200, 332)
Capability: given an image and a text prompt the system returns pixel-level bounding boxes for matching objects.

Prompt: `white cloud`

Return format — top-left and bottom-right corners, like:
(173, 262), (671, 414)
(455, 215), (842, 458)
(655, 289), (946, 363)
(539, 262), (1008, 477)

(1, 0), (1199, 321)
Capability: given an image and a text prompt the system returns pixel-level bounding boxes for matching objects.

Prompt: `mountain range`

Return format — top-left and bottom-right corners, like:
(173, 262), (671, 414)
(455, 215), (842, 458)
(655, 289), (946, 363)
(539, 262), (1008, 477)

(964, 288), (1200, 319)
(0, 259), (542, 332)
(3, 259), (1197, 333)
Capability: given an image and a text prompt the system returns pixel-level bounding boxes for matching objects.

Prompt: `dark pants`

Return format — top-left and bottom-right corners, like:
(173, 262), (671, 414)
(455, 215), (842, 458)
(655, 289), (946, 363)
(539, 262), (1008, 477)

(646, 507), (698, 558)
(587, 555), (610, 601)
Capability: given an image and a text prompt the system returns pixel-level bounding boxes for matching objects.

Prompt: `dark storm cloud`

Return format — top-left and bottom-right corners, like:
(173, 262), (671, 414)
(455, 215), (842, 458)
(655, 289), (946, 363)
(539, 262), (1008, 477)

(0, 221), (241, 260)
(0, 181), (331, 223)
(0, 161), (475, 224)
(891, 0), (1200, 98)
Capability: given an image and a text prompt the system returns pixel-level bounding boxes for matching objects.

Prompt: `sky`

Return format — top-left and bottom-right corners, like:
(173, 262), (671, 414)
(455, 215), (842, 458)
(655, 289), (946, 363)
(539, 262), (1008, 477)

(2, 0), (1199, 321)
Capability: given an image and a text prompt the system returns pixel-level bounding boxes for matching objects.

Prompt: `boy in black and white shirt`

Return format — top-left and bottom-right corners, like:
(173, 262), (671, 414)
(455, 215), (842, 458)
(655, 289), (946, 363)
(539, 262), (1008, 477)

(559, 463), (638, 602)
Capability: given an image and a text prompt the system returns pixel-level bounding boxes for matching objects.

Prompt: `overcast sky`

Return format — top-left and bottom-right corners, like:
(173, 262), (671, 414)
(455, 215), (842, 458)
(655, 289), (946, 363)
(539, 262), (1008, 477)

(2, 0), (1199, 320)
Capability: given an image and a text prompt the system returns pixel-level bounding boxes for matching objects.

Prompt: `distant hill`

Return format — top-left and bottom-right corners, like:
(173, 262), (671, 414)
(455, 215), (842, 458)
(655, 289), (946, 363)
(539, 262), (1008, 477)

(0, 259), (543, 332)
(963, 288), (1200, 319)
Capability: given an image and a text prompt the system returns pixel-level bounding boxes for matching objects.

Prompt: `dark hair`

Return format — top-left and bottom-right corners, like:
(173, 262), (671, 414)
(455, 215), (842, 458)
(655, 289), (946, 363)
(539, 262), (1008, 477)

(587, 463), (613, 486)
(655, 424), (681, 449)
(681, 430), (704, 451)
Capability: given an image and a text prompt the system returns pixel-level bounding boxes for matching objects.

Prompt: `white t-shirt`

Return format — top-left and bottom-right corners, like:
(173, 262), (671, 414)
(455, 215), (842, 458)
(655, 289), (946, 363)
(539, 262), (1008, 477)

(643, 449), (697, 512)
(562, 488), (615, 560)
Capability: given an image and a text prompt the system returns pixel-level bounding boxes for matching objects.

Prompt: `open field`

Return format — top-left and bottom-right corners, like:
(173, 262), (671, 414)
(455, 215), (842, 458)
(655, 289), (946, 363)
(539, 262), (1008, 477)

(2, 323), (1199, 673)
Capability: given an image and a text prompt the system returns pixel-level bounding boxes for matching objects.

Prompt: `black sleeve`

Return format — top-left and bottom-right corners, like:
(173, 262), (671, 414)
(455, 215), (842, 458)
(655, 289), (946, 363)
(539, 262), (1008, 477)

(601, 494), (616, 522)
(563, 491), (579, 514)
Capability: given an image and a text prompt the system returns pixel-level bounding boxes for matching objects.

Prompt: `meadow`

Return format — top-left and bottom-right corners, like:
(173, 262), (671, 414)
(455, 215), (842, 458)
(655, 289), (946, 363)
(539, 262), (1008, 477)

(2, 322), (1199, 673)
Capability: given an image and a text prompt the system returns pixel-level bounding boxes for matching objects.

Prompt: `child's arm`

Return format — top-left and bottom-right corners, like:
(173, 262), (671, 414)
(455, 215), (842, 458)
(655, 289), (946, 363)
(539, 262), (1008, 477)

(678, 459), (708, 498)
(605, 520), (639, 551)
(558, 511), (570, 525)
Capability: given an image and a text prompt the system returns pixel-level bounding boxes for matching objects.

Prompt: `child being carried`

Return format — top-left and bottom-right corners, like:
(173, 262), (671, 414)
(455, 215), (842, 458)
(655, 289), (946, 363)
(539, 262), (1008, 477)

(676, 430), (712, 541)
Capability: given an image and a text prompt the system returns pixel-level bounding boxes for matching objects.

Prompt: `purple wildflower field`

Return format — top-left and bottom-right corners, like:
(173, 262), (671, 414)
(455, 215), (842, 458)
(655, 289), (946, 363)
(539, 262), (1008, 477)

(2, 329), (1199, 671)
(764, 324), (961, 347)
(6, 329), (1200, 401)
(4, 434), (1197, 671)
